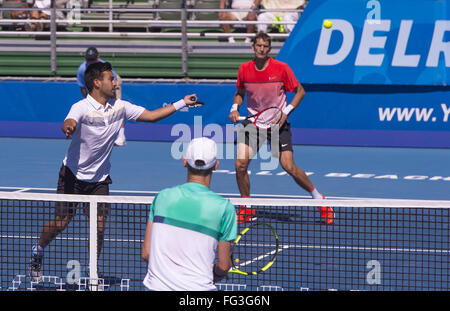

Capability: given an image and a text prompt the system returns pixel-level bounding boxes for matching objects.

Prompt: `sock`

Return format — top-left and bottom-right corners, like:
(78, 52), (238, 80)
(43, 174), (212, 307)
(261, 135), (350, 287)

(239, 195), (249, 208)
(310, 187), (323, 200)
(119, 127), (125, 137)
(32, 245), (44, 256)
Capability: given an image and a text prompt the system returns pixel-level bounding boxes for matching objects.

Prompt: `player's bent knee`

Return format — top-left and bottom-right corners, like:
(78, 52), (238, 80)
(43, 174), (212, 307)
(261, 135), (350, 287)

(235, 160), (249, 173)
(52, 216), (72, 232)
(235, 164), (249, 173)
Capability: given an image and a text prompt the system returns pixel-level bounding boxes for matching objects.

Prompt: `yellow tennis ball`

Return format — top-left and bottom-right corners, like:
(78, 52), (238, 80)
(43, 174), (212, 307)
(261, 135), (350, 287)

(235, 258), (240, 263)
(323, 20), (332, 29)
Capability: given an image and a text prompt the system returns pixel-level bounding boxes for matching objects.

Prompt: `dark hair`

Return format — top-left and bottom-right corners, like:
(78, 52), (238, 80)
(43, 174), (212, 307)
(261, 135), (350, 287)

(186, 162), (215, 177)
(253, 31), (272, 46)
(84, 61), (112, 93)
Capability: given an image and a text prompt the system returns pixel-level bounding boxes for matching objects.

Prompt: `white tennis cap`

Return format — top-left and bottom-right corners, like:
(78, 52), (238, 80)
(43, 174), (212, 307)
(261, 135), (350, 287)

(185, 137), (217, 170)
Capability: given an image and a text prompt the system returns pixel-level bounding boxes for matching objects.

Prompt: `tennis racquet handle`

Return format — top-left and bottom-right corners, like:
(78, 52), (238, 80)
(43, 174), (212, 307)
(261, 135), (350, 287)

(189, 96), (204, 107)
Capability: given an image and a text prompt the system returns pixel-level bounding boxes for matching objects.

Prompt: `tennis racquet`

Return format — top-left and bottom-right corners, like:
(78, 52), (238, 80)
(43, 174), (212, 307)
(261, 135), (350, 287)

(238, 106), (283, 129)
(229, 221), (279, 276)
(188, 96), (205, 107)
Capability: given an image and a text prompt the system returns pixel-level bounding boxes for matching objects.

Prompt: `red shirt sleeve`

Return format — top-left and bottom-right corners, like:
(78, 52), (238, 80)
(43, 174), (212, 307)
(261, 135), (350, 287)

(236, 62), (247, 89)
(282, 63), (299, 93)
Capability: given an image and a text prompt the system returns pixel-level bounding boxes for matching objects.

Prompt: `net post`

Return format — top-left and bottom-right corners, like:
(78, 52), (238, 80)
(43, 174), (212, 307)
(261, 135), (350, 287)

(89, 198), (99, 291)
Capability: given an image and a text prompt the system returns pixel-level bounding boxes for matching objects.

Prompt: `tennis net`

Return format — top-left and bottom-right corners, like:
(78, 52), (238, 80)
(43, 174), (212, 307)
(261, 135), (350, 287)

(1, 191), (450, 291)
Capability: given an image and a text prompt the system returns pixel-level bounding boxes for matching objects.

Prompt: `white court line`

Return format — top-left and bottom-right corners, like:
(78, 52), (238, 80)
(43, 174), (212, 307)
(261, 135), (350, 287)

(1, 235), (143, 244)
(0, 186), (55, 192)
(15, 188), (31, 193)
(289, 243), (450, 255)
(231, 241), (450, 259)
(235, 245), (291, 269)
(3, 234), (449, 256)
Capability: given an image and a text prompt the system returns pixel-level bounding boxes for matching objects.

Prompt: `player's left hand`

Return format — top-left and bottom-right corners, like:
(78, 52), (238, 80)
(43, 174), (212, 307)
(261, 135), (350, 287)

(184, 94), (197, 106)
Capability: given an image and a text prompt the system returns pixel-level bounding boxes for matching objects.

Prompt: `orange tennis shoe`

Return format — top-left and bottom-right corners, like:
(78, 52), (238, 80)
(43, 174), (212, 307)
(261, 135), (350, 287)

(237, 205), (256, 224)
(317, 195), (334, 225)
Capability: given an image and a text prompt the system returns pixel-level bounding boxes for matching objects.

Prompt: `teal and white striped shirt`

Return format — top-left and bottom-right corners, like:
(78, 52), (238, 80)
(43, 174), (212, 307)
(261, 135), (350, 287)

(143, 182), (237, 291)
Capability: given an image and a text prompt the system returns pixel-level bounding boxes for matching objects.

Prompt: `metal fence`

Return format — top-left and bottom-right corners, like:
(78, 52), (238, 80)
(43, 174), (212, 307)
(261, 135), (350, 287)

(0, 1), (302, 75)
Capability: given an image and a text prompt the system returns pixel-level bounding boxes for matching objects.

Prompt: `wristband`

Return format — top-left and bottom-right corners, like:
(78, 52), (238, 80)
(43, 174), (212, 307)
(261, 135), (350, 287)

(230, 104), (239, 112)
(173, 99), (186, 111)
(282, 104), (294, 115)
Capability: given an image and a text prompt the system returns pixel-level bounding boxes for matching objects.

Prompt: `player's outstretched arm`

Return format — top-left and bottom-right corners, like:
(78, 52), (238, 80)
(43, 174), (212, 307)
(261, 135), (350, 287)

(137, 94), (197, 123)
(62, 119), (77, 138)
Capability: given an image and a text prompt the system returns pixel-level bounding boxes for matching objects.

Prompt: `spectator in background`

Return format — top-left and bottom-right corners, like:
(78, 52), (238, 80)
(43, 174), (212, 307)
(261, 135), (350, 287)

(25, 0), (50, 31)
(77, 47), (126, 146)
(7, 0), (32, 31)
(26, 0), (68, 31)
(257, 0), (305, 34)
(219, 0), (262, 43)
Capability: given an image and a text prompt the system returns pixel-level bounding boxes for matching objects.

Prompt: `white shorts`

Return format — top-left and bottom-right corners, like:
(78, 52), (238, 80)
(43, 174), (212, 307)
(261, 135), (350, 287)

(231, 0), (254, 20)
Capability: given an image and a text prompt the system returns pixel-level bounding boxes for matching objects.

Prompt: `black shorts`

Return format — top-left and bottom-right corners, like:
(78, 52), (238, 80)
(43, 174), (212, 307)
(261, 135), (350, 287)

(236, 120), (293, 154)
(55, 165), (112, 217)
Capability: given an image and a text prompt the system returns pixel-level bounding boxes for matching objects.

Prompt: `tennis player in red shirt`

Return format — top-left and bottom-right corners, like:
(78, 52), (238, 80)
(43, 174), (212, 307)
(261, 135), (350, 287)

(229, 32), (334, 225)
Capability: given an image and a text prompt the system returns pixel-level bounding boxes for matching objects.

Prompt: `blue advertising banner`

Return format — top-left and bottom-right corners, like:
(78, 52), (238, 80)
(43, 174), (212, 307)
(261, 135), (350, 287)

(1, 81), (449, 148)
(277, 0), (450, 85)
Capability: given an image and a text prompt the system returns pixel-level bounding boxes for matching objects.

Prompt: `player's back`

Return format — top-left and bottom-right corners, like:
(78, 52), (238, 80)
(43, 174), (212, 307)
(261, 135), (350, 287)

(143, 182), (235, 291)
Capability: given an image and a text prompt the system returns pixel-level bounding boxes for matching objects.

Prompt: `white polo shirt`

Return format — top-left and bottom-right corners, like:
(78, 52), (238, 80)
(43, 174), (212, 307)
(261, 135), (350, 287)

(63, 95), (145, 182)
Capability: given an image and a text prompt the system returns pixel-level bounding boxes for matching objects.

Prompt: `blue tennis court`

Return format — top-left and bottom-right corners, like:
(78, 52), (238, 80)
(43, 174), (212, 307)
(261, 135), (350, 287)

(2, 137), (450, 291)
(2, 137), (450, 200)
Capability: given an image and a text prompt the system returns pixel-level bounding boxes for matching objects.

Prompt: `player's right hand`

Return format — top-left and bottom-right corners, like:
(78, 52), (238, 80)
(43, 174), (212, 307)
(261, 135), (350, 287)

(229, 111), (240, 123)
(184, 94), (197, 106)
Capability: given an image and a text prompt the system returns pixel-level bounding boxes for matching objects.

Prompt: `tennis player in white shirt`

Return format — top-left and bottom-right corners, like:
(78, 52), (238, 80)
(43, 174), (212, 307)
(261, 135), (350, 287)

(29, 61), (198, 281)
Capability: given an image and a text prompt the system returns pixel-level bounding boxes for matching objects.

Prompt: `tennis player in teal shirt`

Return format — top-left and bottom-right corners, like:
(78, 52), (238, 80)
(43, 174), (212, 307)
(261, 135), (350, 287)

(141, 137), (237, 291)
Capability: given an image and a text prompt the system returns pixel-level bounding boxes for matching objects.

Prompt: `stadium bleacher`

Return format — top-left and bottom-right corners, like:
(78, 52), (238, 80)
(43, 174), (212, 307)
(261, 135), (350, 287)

(0, 0), (304, 78)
